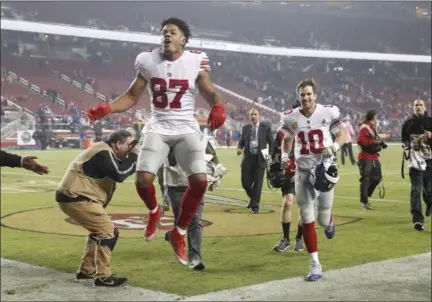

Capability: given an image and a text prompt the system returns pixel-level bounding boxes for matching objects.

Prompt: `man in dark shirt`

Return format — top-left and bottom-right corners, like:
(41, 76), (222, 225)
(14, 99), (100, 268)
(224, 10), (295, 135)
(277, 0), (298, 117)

(401, 99), (432, 231)
(237, 108), (273, 213)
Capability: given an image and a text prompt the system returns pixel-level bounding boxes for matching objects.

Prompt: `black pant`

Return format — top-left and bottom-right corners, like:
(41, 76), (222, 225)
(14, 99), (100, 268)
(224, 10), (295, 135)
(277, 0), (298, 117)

(409, 166), (432, 224)
(241, 154), (265, 211)
(341, 142), (356, 165)
(156, 166), (165, 198)
(358, 159), (382, 204)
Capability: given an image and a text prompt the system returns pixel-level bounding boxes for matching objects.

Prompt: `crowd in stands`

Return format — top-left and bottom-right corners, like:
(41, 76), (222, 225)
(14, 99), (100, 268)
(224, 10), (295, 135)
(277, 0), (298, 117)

(4, 1), (430, 55)
(2, 45), (430, 142)
(1, 2), (431, 143)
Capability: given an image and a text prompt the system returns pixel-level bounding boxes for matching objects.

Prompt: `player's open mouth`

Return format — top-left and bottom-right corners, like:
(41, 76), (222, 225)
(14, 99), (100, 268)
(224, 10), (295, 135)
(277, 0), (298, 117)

(164, 39), (172, 45)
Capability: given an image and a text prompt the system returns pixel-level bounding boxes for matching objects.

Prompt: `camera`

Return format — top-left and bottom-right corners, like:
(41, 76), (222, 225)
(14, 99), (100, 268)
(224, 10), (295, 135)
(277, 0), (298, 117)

(380, 142), (388, 149)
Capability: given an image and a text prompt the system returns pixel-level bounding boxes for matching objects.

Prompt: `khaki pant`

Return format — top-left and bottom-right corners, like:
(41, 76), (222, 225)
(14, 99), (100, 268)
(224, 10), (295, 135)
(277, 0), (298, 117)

(59, 200), (115, 277)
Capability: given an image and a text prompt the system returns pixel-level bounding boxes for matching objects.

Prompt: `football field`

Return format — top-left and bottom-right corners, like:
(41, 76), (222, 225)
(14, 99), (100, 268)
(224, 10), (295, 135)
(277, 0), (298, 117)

(1, 145), (431, 298)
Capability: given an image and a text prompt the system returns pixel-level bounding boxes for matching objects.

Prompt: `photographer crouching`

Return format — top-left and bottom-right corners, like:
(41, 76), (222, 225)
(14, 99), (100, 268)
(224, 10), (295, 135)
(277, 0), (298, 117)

(357, 110), (387, 210)
(401, 99), (432, 232)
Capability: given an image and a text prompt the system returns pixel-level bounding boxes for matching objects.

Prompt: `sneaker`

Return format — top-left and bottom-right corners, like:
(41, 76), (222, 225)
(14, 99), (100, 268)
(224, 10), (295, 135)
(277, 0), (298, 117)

(414, 222), (425, 231)
(272, 238), (291, 253)
(93, 275), (128, 287)
(294, 238), (304, 251)
(165, 229), (187, 265)
(305, 260), (322, 282)
(361, 203), (374, 210)
(144, 206), (162, 242)
(324, 222), (336, 239)
(74, 270), (96, 282)
(189, 259), (206, 271)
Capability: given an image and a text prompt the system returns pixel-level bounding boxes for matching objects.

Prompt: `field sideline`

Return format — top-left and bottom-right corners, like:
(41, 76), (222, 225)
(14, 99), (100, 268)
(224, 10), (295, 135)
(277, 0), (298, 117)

(1, 145), (431, 298)
(2, 252), (431, 301)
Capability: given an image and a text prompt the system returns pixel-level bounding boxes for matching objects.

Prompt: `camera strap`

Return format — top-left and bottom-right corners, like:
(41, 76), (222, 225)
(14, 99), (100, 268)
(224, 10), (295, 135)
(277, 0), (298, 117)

(401, 147), (410, 179)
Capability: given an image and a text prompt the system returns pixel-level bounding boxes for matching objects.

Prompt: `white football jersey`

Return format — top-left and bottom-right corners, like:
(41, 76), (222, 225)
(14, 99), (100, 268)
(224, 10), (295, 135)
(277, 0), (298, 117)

(280, 104), (342, 172)
(135, 49), (210, 122)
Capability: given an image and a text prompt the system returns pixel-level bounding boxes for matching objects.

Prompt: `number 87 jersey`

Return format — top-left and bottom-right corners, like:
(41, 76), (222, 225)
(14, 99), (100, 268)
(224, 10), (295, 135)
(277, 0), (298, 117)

(134, 49), (210, 121)
(280, 104), (342, 172)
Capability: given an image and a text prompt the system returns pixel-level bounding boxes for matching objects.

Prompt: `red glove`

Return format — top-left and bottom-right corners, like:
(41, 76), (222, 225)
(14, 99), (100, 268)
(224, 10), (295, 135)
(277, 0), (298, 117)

(86, 103), (111, 122)
(207, 104), (226, 130)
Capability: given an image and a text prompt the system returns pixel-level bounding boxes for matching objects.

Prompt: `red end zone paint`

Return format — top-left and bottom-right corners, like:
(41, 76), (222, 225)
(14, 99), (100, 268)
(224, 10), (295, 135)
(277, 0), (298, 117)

(66, 213), (212, 230)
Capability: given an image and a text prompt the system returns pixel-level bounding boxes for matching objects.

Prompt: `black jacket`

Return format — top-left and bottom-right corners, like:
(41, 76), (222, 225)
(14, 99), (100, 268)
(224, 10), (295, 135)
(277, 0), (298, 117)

(0, 150), (22, 168)
(401, 112), (432, 149)
(237, 122), (273, 168)
(56, 142), (137, 205)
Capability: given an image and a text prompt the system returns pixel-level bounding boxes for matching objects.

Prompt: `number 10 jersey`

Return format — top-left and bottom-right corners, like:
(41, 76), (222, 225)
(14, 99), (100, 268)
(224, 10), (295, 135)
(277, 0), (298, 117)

(280, 103), (342, 172)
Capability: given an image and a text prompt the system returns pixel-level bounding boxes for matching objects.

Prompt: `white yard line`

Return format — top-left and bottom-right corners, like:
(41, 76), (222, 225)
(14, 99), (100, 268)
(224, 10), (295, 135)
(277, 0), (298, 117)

(183, 252), (431, 301)
(1, 172), (408, 203)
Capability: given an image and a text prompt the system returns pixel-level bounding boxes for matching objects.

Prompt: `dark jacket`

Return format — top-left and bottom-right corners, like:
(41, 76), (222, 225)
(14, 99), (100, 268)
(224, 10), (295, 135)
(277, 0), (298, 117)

(56, 142), (137, 206)
(0, 150), (22, 168)
(401, 112), (432, 148)
(402, 112), (432, 165)
(237, 122), (273, 168)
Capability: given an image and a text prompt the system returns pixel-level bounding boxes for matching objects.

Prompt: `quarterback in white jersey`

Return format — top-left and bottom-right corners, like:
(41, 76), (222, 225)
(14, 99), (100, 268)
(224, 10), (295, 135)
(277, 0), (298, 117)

(280, 78), (344, 282)
(86, 17), (226, 266)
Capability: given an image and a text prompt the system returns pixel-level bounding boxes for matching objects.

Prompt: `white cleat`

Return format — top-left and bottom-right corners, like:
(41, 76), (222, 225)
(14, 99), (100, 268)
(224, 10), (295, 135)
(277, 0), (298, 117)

(305, 260), (322, 281)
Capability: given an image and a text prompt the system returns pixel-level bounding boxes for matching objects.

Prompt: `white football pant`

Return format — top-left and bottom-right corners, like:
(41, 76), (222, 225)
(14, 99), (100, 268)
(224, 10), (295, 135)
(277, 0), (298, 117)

(137, 132), (206, 176)
(295, 172), (334, 227)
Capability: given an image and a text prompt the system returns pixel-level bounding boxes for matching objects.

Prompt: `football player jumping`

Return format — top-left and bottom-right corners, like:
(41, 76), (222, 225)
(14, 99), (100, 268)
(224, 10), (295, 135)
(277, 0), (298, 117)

(86, 17), (226, 265)
(280, 78), (344, 281)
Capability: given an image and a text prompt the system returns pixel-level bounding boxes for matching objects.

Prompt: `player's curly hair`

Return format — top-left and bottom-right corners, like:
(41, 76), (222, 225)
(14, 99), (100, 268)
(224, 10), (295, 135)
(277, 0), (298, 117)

(161, 17), (191, 43)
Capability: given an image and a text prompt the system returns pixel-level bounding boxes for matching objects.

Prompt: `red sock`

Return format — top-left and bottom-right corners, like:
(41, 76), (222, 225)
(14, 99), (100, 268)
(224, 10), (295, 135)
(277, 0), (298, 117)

(303, 221), (318, 253)
(177, 180), (207, 229)
(136, 184), (158, 211)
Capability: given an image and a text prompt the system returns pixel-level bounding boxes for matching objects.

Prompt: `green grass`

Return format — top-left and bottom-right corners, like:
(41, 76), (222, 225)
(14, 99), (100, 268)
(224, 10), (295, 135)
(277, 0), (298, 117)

(1, 145), (431, 296)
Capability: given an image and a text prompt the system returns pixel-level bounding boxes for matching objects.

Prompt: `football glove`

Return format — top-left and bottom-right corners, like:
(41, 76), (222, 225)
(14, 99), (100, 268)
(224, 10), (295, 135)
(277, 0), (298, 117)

(207, 104), (226, 130)
(86, 103), (111, 122)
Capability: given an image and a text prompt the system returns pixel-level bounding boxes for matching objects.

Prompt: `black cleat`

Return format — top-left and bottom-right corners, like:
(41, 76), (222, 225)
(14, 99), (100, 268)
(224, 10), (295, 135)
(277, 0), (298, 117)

(74, 271), (96, 282)
(414, 222), (425, 231)
(189, 259), (206, 271)
(93, 275), (128, 287)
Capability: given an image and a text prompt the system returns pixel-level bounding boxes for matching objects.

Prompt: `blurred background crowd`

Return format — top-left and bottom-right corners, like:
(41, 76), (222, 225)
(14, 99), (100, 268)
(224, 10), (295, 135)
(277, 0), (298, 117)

(1, 1), (430, 149)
